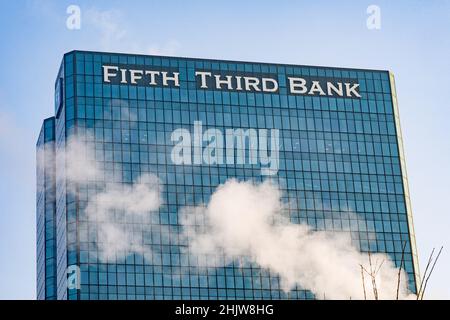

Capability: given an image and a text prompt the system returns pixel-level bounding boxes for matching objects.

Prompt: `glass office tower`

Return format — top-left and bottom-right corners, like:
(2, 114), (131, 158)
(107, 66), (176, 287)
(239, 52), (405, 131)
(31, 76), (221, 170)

(37, 50), (419, 300)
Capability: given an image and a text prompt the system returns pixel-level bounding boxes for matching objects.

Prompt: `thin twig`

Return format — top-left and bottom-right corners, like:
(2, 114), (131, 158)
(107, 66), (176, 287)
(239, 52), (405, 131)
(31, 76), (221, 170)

(417, 247), (435, 300)
(360, 264), (367, 300)
(420, 246), (443, 300)
(396, 241), (407, 300)
(368, 251), (378, 300)
(375, 259), (385, 276)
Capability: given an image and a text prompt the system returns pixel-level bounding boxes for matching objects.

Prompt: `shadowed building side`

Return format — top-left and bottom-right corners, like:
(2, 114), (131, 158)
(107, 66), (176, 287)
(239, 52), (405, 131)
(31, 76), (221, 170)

(36, 117), (57, 300)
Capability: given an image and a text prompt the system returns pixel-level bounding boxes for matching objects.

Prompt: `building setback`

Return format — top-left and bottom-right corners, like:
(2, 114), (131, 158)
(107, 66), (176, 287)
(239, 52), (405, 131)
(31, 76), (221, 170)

(37, 50), (419, 299)
(36, 117), (57, 300)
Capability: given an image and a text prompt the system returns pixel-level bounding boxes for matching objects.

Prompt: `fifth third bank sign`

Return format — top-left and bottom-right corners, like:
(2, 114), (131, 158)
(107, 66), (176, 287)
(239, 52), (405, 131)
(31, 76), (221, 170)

(37, 50), (419, 300)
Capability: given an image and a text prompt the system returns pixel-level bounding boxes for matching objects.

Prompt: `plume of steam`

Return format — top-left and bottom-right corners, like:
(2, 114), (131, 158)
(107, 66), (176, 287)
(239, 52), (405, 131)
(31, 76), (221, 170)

(84, 173), (160, 261)
(63, 134), (161, 261)
(64, 135), (99, 185)
(180, 179), (414, 300)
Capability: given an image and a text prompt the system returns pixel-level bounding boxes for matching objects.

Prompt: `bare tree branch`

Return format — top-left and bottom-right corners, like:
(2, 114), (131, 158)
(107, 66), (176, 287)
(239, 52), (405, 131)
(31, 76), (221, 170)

(360, 264), (367, 300)
(420, 246), (444, 300)
(375, 259), (385, 276)
(368, 251), (378, 300)
(417, 247), (435, 300)
(396, 241), (407, 300)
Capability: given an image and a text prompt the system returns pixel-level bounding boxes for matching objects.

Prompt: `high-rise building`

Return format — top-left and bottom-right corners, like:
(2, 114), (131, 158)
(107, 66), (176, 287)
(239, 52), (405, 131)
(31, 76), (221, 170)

(36, 50), (419, 300)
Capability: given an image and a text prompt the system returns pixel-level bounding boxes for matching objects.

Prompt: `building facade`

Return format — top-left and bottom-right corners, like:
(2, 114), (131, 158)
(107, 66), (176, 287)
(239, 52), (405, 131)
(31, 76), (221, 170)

(36, 117), (57, 300)
(37, 50), (419, 299)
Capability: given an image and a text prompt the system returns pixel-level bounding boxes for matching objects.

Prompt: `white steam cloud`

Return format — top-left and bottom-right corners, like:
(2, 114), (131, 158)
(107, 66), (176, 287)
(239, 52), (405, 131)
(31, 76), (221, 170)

(64, 135), (161, 261)
(84, 173), (160, 261)
(181, 179), (414, 300)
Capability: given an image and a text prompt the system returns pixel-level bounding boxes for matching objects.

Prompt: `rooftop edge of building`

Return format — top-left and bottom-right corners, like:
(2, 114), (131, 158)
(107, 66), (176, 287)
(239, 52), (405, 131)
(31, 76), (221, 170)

(36, 116), (55, 146)
(62, 49), (391, 74)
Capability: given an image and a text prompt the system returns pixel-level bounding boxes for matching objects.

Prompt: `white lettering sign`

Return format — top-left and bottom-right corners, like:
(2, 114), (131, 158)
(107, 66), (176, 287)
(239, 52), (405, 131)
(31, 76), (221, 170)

(102, 65), (361, 98)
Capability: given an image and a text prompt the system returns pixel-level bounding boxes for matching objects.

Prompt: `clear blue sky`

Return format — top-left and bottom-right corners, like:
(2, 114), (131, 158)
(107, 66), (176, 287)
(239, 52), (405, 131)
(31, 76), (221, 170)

(0, 0), (449, 299)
